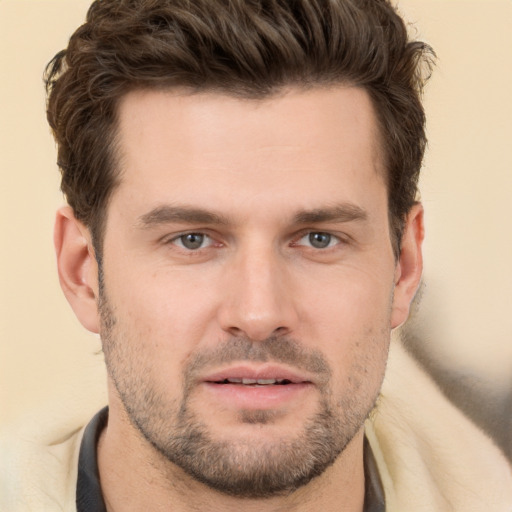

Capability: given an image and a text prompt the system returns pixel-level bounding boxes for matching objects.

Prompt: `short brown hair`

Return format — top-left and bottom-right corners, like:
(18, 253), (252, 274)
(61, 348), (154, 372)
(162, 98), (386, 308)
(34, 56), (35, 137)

(45, 0), (434, 257)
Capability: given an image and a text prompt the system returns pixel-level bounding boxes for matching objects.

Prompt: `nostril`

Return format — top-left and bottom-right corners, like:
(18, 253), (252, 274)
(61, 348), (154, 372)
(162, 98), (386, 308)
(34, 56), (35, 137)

(226, 326), (244, 337)
(273, 326), (289, 336)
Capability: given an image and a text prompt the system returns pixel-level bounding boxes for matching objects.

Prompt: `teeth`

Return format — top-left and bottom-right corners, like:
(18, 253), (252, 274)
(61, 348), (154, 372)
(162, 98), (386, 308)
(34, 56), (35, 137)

(221, 378), (291, 385)
(242, 378), (278, 385)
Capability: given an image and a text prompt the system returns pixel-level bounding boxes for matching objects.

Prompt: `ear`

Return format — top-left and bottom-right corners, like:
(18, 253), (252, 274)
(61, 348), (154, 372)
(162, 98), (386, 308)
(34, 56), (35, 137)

(391, 203), (424, 329)
(54, 206), (100, 333)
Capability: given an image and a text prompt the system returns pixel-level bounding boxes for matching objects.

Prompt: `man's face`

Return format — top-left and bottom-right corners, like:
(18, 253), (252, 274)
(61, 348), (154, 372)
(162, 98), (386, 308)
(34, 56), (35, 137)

(97, 87), (402, 496)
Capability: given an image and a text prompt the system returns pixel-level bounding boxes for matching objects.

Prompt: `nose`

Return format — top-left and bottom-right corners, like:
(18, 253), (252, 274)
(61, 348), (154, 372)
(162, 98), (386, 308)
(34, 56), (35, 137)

(217, 245), (299, 342)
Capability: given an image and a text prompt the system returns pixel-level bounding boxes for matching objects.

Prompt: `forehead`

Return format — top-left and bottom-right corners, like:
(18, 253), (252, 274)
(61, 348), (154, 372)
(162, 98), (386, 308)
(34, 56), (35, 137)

(112, 86), (385, 218)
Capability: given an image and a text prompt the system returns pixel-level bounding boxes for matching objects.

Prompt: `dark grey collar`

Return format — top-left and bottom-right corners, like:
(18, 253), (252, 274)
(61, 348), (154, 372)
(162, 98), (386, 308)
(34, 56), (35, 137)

(76, 407), (108, 512)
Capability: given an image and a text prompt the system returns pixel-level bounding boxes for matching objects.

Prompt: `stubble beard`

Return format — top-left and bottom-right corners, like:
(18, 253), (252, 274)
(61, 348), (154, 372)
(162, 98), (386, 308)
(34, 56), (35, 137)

(98, 286), (385, 499)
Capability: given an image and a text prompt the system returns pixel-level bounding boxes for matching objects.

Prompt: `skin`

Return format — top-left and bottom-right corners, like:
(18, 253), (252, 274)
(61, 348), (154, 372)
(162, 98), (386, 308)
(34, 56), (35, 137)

(55, 86), (424, 512)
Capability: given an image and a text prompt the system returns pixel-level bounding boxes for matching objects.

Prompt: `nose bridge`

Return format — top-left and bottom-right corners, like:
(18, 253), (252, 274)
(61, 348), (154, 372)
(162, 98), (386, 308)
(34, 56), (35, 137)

(218, 238), (297, 341)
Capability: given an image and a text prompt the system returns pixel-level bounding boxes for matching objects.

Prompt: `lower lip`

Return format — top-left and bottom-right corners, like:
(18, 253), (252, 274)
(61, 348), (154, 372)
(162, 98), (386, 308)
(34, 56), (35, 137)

(202, 382), (312, 410)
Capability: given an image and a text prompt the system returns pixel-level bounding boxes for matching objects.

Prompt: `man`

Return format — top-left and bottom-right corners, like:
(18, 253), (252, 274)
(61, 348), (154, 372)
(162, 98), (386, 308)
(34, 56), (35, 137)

(2, 0), (511, 511)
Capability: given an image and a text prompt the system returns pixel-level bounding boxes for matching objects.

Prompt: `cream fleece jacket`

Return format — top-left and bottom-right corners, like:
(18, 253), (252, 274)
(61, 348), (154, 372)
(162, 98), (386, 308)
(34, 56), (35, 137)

(1, 341), (511, 511)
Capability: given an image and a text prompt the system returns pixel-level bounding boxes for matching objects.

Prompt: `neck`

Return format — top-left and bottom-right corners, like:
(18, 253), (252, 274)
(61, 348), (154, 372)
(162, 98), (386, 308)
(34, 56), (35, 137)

(98, 407), (366, 512)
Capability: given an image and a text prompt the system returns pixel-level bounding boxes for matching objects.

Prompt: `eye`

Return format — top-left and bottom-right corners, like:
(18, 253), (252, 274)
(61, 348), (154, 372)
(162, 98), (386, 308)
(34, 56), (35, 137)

(172, 233), (212, 250)
(297, 232), (340, 249)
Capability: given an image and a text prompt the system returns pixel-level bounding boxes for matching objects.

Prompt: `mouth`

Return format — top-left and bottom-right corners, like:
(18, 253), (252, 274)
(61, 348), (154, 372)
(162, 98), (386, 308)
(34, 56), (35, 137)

(203, 365), (312, 386)
(212, 377), (295, 386)
(200, 366), (314, 410)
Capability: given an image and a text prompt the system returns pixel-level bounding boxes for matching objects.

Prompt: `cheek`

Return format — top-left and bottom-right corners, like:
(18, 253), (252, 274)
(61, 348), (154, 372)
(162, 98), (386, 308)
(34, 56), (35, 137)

(298, 267), (394, 336)
(109, 262), (212, 325)
(102, 263), (225, 385)
(296, 270), (393, 382)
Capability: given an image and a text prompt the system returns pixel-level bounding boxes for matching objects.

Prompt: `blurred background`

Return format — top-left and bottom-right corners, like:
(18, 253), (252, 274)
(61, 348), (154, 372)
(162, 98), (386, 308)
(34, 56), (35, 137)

(1, 0), (511, 459)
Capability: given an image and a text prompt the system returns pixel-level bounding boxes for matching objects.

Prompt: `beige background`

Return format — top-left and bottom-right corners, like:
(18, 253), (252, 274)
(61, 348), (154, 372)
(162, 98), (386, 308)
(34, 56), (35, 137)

(1, 0), (511, 456)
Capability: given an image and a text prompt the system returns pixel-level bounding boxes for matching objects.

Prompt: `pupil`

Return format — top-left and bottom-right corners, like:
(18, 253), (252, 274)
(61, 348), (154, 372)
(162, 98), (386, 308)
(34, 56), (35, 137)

(309, 232), (331, 249)
(182, 233), (204, 250)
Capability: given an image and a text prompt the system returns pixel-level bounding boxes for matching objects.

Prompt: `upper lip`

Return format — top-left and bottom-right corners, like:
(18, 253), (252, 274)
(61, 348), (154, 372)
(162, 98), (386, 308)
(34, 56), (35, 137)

(202, 365), (313, 385)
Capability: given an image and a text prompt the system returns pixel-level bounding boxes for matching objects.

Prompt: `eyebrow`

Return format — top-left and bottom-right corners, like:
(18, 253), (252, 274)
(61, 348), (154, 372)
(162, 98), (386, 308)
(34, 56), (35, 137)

(136, 202), (368, 229)
(292, 204), (368, 224)
(137, 205), (230, 228)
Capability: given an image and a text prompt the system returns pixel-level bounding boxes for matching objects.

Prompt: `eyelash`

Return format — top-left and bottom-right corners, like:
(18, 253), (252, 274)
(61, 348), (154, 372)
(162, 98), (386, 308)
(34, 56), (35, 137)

(164, 230), (346, 253)
(165, 232), (218, 251)
(292, 231), (344, 250)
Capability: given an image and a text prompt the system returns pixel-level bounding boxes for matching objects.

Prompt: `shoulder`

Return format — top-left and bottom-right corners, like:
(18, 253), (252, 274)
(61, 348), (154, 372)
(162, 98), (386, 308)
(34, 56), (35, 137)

(0, 410), (87, 512)
(366, 339), (512, 511)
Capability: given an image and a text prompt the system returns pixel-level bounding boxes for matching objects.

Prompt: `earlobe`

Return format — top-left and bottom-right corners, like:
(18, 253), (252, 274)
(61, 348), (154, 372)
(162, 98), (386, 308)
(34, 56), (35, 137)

(391, 203), (424, 329)
(54, 206), (100, 333)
